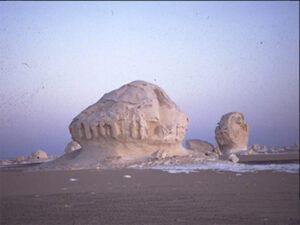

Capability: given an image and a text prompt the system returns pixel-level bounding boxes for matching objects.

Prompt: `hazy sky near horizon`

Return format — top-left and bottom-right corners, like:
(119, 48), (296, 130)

(0, 1), (299, 158)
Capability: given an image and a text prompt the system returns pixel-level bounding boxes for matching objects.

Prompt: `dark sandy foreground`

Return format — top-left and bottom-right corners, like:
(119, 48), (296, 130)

(0, 166), (299, 225)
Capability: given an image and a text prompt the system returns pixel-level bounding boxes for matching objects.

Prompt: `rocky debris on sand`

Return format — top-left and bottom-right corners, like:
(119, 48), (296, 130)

(151, 149), (168, 159)
(47, 155), (60, 161)
(284, 144), (299, 152)
(228, 154), (239, 163)
(219, 153), (240, 163)
(215, 112), (250, 155)
(244, 144), (299, 155)
(65, 141), (81, 154)
(247, 149), (255, 155)
(0, 159), (14, 166)
(16, 156), (25, 162)
(186, 139), (214, 155)
(259, 145), (268, 153)
(129, 152), (219, 168)
(252, 144), (260, 151)
(246, 144), (265, 155)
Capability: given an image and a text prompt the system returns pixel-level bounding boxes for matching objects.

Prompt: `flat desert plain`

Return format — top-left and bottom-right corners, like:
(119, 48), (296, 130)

(0, 166), (299, 225)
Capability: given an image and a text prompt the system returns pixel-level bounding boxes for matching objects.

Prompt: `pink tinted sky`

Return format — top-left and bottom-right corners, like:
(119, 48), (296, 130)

(0, 1), (298, 158)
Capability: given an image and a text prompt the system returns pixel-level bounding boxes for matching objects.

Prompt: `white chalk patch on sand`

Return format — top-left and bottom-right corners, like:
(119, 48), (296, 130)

(143, 161), (299, 174)
(123, 175), (132, 178)
(69, 178), (78, 182)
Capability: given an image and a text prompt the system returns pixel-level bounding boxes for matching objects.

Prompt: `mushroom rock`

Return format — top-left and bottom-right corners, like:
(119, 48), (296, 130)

(69, 80), (189, 162)
(65, 141), (81, 154)
(186, 139), (214, 154)
(42, 80), (189, 169)
(27, 150), (48, 161)
(215, 112), (250, 155)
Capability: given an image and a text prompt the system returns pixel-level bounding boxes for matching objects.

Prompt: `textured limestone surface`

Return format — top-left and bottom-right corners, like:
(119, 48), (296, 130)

(27, 150), (48, 161)
(215, 112), (250, 155)
(228, 153), (239, 163)
(186, 139), (214, 154)
(38, 80), (191, 170)
(65, 141), (81, 154)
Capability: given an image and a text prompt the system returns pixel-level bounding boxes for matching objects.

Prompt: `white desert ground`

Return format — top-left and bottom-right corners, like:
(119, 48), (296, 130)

(0, 81), (299, 225)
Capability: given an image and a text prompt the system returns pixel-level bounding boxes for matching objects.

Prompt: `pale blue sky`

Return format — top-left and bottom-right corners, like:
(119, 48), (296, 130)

(0, 1), (299, 158)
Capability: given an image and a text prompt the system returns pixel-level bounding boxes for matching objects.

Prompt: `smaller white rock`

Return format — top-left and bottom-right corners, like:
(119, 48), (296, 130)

(16, 156), (25, 162)
(69, 178), (78, 182)
(228, 154), (239, 163)
(186, 139), (214, 154)
(251, 144), (260, 151)
(27, 150), (48, 161)
(123, 175), (132, 178)
(65, 141), (81, 154)
(0, 159), (13, 166)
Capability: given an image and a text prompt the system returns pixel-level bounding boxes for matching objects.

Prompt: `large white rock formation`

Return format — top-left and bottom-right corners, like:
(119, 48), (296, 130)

(215, 112), (250, 155)
(40, 80), (190, 169)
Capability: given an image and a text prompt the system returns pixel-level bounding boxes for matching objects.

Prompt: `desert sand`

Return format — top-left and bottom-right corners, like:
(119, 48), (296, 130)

(0, 164), (299, 225)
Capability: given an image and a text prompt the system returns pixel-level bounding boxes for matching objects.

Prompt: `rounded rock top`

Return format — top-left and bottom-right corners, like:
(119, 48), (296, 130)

(65, 141), (81, 154)
(69, 80), (189, 146)
(215, 112), (250, 155)
(27, 150), (48, 160)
